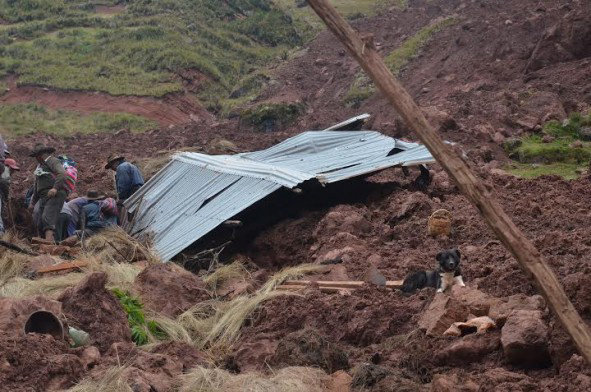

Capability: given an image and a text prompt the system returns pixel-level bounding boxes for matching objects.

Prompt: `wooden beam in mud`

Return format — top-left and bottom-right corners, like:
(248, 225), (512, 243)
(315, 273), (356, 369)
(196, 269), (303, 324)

(283, 280), (403, 289)
(36, 260), (89, 275)
(306, 0), (591, 365)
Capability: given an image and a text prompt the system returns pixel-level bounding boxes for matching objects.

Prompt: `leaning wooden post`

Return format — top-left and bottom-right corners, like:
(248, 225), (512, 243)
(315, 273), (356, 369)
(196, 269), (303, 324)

(306, 0), (591, 364)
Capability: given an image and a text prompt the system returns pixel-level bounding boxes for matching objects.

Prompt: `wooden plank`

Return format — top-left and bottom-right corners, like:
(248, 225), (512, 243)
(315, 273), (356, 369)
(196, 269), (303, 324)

(306, 0), (591, 364)
(36, 260), (89, 274)
(284, 280), (403, 288)
(277, 285), (353, 293)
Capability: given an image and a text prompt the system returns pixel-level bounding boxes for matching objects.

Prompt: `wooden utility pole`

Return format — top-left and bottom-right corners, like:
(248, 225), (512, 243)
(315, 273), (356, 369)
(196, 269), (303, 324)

(306, 0), (591, 364)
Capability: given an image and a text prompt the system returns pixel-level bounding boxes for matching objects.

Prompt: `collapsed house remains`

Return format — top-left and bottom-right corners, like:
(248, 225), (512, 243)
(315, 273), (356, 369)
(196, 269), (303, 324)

(124, 119), (435, 261)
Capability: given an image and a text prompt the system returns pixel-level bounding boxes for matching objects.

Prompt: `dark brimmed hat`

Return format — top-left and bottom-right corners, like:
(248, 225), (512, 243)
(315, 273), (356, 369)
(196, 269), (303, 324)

(29, 143), (56, 157)
(105, 154), (125, 169)
(85, 190), (106, 200)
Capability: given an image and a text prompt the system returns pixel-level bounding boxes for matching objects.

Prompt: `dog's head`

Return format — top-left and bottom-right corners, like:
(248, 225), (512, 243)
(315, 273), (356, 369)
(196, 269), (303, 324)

(436, 248), (461, 272)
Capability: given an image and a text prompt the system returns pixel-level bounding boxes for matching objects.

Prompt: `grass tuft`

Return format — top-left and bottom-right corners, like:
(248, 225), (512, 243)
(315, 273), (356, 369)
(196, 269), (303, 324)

(150, 264), (322, 353)
(203, 260), (250, 293)
(84, 227), (160, 264)
(505, 162), (585, 180)
(66, 366), (133, 392)
(179, 365), (330, 392)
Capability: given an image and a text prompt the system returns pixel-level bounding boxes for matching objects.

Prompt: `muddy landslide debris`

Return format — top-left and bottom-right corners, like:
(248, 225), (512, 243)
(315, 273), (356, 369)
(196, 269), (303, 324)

(501, 309), (551, 368)
(270, 328), (350, 373)
(58, 272), (131, 353)
(134, 263), (210, 318)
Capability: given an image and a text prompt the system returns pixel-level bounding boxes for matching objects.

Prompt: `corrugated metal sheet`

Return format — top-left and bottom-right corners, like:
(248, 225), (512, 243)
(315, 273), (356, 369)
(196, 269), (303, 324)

(125, 128), (434, 261)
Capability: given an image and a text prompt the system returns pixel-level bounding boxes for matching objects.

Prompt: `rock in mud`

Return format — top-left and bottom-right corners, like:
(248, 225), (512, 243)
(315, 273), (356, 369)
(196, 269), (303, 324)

(452, 286), (495, 316)
(489, 293), (546, 326)
(431, 373), (479, 392)
(434, 332), (501, 366)
(79, 346), (101, 370)
(418, 294), (469, 336)
(315, 205), (373, 238)
(232, 337), (278, 372)
(501, 310), (551, 368)
(270, 328), (349, 373)
(134, 263), (210, 318)
(58, 272), (131, 353)
(422, 106), (458, 131)
(329, 370), (352, 392)
(443, 316), (497, 337)
(150, 341), (207, 372)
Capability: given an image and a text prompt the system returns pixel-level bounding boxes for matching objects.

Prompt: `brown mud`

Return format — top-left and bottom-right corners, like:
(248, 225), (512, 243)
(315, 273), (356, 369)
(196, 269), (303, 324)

(1, 0), (591, 390)
(0, 77), (211, 127)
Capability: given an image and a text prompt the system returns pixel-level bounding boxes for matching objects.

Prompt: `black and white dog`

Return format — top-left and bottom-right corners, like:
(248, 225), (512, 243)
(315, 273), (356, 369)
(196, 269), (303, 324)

(401, 249), (465, 293)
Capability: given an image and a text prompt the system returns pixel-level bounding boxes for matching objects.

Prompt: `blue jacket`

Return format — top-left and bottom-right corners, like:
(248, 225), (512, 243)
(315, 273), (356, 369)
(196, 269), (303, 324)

(115, 161), (144, 201)
(83, 201), (117, 230)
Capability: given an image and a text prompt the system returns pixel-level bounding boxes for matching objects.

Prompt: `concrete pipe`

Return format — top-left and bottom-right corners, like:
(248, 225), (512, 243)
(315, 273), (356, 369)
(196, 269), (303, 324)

(24, 310), (64, 340)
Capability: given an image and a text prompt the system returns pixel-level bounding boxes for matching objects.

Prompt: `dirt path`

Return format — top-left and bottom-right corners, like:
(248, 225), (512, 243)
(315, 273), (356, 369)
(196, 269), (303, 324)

(0, 79), (212, 127)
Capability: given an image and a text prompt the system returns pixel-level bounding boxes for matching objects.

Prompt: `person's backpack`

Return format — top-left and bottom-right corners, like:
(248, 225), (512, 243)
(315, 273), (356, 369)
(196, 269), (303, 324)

(57, 155), (78, 192)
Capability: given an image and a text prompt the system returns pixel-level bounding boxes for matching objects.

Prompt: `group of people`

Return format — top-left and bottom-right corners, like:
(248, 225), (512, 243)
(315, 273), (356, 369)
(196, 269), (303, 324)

(0, 140), (145, 244)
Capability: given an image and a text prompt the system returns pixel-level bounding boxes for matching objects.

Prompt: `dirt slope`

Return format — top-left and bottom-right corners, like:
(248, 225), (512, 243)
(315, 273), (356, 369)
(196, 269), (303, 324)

(258, 0), (591, 157)
(0, 78), (211, 127)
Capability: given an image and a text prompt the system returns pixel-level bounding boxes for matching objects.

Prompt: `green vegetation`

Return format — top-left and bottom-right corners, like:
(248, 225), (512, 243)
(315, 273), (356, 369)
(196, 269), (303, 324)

(505, 112), (591, 164)
(112, 288), (166, 346)
(505, 162), (584, 180)
(240, 101), (304, 131)
(0, 103), (156, 136)
(344, 16), (456, 107)
(0, 0), (303, 103)
(504, 112), (591, 180)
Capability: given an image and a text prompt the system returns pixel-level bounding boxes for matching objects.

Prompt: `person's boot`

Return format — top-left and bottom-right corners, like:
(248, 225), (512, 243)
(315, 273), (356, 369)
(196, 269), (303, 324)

(44, 230), (55, 243)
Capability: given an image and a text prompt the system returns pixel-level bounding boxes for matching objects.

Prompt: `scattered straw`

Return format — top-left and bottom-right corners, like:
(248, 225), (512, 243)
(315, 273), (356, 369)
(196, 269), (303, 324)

(0, 273), (86, 298)
(152, 264), (320, 352)
(0, 252), (28, 285)
(0, 256), (144, 299)
(203, 260), (250, 293)
(84, 227), (160, 264)
(66, 366), (133, 392)
(84, 257), (144, 289)
(178, 366), (330, 392)
(259, 263), (324, 294)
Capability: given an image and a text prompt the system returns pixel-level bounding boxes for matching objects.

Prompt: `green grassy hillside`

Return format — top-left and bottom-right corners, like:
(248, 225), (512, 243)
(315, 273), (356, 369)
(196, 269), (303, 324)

(0, 0), (394, 131)
(0, 0), (302, 101)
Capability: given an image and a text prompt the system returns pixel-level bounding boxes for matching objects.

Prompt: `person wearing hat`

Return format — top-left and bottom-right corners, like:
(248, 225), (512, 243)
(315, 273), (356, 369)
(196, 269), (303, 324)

(29, 143), (69, 241)
(0, 158), (19, 234)
(105, 154), (144, 203)
(56, 190), (104, 242)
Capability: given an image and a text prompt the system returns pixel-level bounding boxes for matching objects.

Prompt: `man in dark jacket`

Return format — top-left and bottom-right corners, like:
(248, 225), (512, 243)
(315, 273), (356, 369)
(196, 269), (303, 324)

(105, 154), (144, 202)
(29, 144), (69, 241)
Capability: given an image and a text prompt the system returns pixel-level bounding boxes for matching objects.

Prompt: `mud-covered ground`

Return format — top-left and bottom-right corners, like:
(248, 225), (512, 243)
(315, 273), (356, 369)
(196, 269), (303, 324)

(1, 0), (591, 390)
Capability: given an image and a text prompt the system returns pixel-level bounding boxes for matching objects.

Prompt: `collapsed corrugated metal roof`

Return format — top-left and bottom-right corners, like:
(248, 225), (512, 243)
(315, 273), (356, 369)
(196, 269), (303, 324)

(125, 127), (435, 261)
